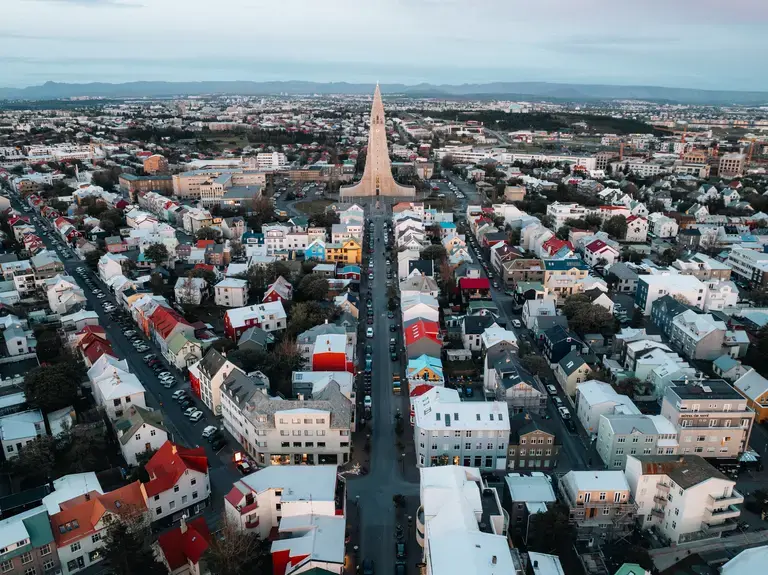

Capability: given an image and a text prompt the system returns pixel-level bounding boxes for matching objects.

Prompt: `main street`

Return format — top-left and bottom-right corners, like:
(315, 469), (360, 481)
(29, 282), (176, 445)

(8, 193), (240, 524)
(347, 206), (419, 575)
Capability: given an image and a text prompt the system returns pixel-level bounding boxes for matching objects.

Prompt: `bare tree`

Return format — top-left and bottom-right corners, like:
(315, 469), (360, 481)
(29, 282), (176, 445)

(205, 516), (271, 575)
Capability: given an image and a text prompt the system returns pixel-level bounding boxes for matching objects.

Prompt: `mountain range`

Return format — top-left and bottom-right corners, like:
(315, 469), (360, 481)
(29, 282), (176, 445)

(1, 80), (767, 105)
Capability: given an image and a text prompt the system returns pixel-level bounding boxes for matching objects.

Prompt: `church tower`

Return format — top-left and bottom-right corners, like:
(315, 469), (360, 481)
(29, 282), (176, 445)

(340, 84), (415, 198)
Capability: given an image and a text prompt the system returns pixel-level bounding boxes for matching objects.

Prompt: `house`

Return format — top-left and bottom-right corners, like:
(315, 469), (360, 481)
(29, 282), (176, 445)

(174, 277), (207, 306)
(635, 274), (705, 316)
(165, 332), (204, 371)
(661, 379), (754, 459)
(114, 405), (168, 466)
(91, 361), (146, 421)
(575, 380), (640, 437)
(221, 381), (352, 467)
(333, 291), (359, 318)
(402, 293), (440, 325)
(155, 516), (211, 575)
(542, 258), (589, 301)
(606, 263), (639, 295)
(214, 278), (248, 308)
(416, 466), (517, 575)
(406, 355), (445, 389)
(712, 355), (749, 382)
(734, 369), (768, 423)
(4, 322), (36, 356)
(404, 319), (442, 359)
(412, 386), (509, 470)
(263, 276), (293, 303)
(557, 471), (636, 539)
(45, 274), (86, 314)
(237, 326), (274, 353)
(148, 305), (195, 355)
(223, 301), (287, 340)
(647, 213), (678, 238)
(485, 351), (547, 415)
(0, 505), (60, 575)
(144, 441), (210, 524)
(721, 546), (768, 575)
(596, 414), (678, 468)
(522, 296), (556, 330)
(46, 477), (147, 575)
(542, 325), (586, 366)
(624, 216), (648, 242)
(507, 413), (560, 471)
(196, 347), (244, 415)
(399, 275), (439, 299)
(325, 238), (361, 264)
(503, 473), (556, 543)
(0, 410), (45, 459)
(311, 334), (354, 373)
(461, 315), (496, 352)
(669, 310), (726, 361)
(554, 350), (592, 397)
(583, 239), (620, 267)
(625, 454), (743, 544)
(97, 252), (128, 283)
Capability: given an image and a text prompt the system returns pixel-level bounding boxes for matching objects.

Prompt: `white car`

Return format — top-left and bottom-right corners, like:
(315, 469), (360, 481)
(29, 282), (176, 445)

(364, 395), (372, 408)
(96, 293), (106, 299)
(512, 319), (522, 328)
(172, 389), (187, 400)
(183, 407), (197, 417)
(157, 372), (171, 379)
(546, 385), (558, 396)
(124, 330), (136, 337)
(202, 425), (218, 438)
(189, 410), (204, 422)
(366, 327), (374, 338)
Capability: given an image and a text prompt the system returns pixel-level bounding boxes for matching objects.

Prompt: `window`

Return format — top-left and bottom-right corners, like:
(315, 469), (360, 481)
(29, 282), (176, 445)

(617, 437), (625, 443)
(465, 442), (471, 450)
(602, 508), (610, 515)
(39, 544), (50, 556)
(150, 430), (156, 437)
(318, 442), (326, 447)
(465, 431), (472, 437)
(70, 542), (81, 552)
(520, 438), (526, 445)
(174, 485), (180, 493)
(694, 447), (703, 453)
(91, 533), (101, 544)
(616, 448), (624, 455)
(169, 501), (176, 510)
(520, 449), (526, 456)
(599, 492), (606, 501)
(156, 507), (162, 515)
(192, 492), (198, 499)
(0, 562), (11, 574)
(154, 495), (159, 501)
(135, 433), (141, 441)
(306, 442), (314, 447)
(545, 449), (551, 456)
(42, 561), (55, 572)
(614, 492), (622, 503)
(182, 495), (188, 504)
(191, 478), (197, 486)
(293, 442), (301, 447)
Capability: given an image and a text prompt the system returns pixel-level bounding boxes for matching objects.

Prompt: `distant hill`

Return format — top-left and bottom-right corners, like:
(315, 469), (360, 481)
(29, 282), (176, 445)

(1, 80), (767, 105)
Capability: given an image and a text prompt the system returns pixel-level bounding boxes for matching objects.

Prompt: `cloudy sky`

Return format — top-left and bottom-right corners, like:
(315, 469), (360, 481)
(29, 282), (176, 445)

(2, 0), (767, 90)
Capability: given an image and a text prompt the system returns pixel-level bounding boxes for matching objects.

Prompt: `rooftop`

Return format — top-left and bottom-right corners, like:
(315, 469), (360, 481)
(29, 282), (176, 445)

(628, 454), (729, 489)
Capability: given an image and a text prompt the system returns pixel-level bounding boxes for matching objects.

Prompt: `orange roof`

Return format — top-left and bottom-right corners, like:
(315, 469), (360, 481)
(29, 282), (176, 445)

(145, 441), (208, 497)
(51, 481), (147, 546)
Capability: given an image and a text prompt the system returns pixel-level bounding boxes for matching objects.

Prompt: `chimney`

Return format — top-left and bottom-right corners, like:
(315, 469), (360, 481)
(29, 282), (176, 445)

(533, 560), (538, 568)
(180, 515), (188, 534)
(491, 556), (497, 566)
(171, 443), (178, 455)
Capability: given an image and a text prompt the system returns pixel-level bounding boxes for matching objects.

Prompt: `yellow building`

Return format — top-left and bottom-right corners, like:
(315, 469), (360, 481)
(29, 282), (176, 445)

(326, 239), (361, 264)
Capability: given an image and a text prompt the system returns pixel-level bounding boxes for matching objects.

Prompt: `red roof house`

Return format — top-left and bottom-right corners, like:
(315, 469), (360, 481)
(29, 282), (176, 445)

(144, 442), (209, 519)
(157, 516), (211, 573)
(148, 306), (193, 344)
(404, 320), (442, 360)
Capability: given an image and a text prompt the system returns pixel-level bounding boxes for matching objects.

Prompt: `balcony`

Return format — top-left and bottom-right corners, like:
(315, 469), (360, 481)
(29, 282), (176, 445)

(707, 489), (744, 508)
(245, 516), (260, 529)
(651, 507), (665, 519)
(416, 506), (425, 548)
(653, 495), (668, 506)
(701, 517), (738, 534)
(656, 482), (671, 493)
(704, 504), (741, 521)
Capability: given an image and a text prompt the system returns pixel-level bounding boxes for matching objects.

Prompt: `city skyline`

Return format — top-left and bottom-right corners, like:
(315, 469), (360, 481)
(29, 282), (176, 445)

(2, 0), (767, 90)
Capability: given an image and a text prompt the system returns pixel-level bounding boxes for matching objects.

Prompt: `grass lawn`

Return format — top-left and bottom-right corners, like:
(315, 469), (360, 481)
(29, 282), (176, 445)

(295, 199), (334, 214)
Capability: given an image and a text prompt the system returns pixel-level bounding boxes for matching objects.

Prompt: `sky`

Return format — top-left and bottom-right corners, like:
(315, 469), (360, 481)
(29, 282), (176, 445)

(2, 0), (768, 90)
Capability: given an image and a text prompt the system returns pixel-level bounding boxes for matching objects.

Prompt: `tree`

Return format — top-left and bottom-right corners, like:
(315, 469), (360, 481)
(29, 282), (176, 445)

(527, 504), (576, 556)
(286, 301), (336, 339)
(614, 377), (641, 399)
(420, 245), (447, 261)
(211, 338), (236, 354)
(602, 215), (628, 239)
(205, 517), (271, 575)
(672, 294), (691, 306)
(556, 226), (572, 240)
(295, 274), (329, 302)
(520, 355), (549, 376)
(507, 227), (521, 246)
(189, 267), (217, 287)
(143, 243), (169, 266)
(196, 227), (219, 240)
(562, 294), (617, 335)
(440, 155), (455, 171)
(12, 436), (56, 484)
(85, 249), (104, 268)
(24, 363), (82, 413)
(102, 522), (165, 575)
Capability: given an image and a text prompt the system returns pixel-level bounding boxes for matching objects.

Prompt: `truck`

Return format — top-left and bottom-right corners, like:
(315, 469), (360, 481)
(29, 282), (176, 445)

(392, 375), (401, 394)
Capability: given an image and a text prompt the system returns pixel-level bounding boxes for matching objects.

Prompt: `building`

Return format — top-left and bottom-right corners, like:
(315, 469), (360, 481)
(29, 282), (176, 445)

(625, 454), (743, 544)
(340, 85), (415, 198)
(412, 386), (509, 470)
(220, 380), (352, 467)
(672, 253), (732, 281)
(214, 278), (248, 308)
(635, 275), (706, 316)
(144, 441), (210, 524)
(542, 325), (587, 366)
(114, 405), (169, 466)
(557, 471), (636, 539)
(416, 466), (519, 575)
(196, 348), (243, 415)
(596, 414), (679, 468)
(0, 409), (45, 459)
(669, 310), (726, 361)
(0, 505), (60, 575)
(503, 473), (556, 543)
(661, 379), (754, 459)
(507, 413), (560, 471)
(575, 380), (640, 436)
(554, 350), (592, 398)
(718, 153), (745, 178)
(256, 152), (288, 171)
(143, 154), (169, 175)
(726, 248), (768, 287)
(606, 263), (639, 295)
(721, 546), (768, 575)
(223, 302), (287, 339)
(733, 369), (768, 423)
(155, 516), (211, 575)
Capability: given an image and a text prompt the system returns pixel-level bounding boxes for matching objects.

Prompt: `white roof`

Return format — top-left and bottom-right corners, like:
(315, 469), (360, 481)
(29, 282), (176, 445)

(672, 310), (726, 340)
(562, 470), (629, 494)
(215, 277), (248, 289)
(504, 473), (556, 504)
(413, 387), (510, 431)
(225, 263), (249, 277)
(0, 392), (25, 411)
(94, 371), (145, 400)
(42, 472), (103, 514)
(272, 514), (345, 564)
(576, 380), (633, 409)
(292, 371), (354, 399)
(312, 334), (347, 355)
(88, 354), (130, 383)
(639, 274), (703, 290)
(529, 552), (566, 575)
(721, 545), (768, 575)
(225, 301), (286, 328)
(481, 324), (518, 349)
(236, 465), (338, 503)
(734, 369), (768, 402)
(0, 410), (43, 441)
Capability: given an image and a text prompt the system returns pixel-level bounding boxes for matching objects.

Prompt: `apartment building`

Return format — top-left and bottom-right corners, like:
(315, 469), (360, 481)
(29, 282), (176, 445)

(596, 414), (679, 468)
(647, 213), (679, 238)
(214, 277), (249, 308)
(542, 258), (589, 301)
(726, 248), (768, 287)
(718, 153), (745, 178)
(412, 387), (509, 471)
(256, 152), (288, 171)
(196, 348), (243, 415)
(672, 254), (732, 281)
(635, 274), (706, 315)
(625, 454), (743, 544)
(172, 168), (265, 203)
(0, 506), (60, 575)
(546, 202), (589, 229)
(143, 154), (168, 174)
(416, 466), (519, 575)
(503, 473), (556, 543)
(661, 380), (754, 459)
(557, 471), (636, 539)
(221, 378), (352, 467)
(507, 413), (560, 471)
(669, 310), (727, 361)
(223, 302), (287, 339)
(501, 258), (545, 288)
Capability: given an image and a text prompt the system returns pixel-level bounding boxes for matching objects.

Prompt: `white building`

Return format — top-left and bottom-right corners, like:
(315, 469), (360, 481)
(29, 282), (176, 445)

(89, 354), (147, 421)
(0, 409), (45, 459)
(647, 213), (679, 238)
(546, 202), (589, 229)
(596, 414), (679, 468)
(412, 387), (509, 471)
(174, 276), (207, 306)
(196, 348), (244, 416)
(97, 253), (128, 283)
(625, 454), (743, 544)
(145, 441), (210, 523)
(726, 248), (768, 286)
(256, 152), (288, 171)
(635, 275), (706, 316)
(114, 405), (169, 466)
(416, 466), (517, 575)
(221, 376), (352, 467)
(575, 380), (640, 437)
(214, 278), (249, 308)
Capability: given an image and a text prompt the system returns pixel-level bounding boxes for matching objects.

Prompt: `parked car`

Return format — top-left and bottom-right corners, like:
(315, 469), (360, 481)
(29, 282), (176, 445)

(366, 327), (374, 338)
(172, 390), (187, 400)
(553, 396), (563, 407)
(512, 319), (522, 328)
(546, 385), (558, 395)
(202, 425), (218, 438)
(211, 437), (226, 450)
(189, 411), (203, 422)
(183, 407), (197, 417)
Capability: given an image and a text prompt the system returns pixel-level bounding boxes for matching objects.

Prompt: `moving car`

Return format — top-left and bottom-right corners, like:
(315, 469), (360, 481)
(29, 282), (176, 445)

(546, 385), (558, 396)
(366, 327), (374, 338)
(512, 319), (522, 328)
